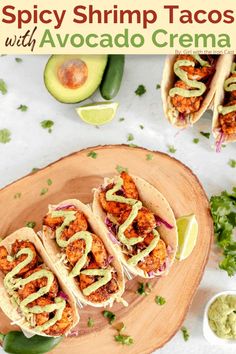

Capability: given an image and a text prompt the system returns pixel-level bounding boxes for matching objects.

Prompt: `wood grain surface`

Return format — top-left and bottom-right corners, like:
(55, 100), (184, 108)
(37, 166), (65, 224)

(0, 145), (213, 354)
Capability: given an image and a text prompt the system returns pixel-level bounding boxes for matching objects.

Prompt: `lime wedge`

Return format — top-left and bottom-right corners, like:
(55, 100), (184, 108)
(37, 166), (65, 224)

(76, 102), (119, 126)
(176, 214), (198, 261)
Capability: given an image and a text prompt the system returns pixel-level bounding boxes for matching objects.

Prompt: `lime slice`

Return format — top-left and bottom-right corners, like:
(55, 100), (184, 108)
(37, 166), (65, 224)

(76, 102), (119, 126)
(176, 214), (198, 261)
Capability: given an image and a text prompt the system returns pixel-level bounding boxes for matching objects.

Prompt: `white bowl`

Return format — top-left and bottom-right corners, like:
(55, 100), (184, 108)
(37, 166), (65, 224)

(203, 290), (236, 346)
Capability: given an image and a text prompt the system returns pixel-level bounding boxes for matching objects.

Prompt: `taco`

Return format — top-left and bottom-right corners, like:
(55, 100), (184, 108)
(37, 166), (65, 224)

(0, 227), (79, 337)
(161, 54), (224, 127)
(92, 172), (178, 279)
(212, 54), (236, 149)
(42, 199), (125, 308)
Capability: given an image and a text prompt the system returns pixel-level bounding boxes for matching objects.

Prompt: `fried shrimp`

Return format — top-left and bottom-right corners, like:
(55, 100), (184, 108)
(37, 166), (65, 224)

(66, 234), (108, 268)
(29, 297), (52, 326)
(18, 266), (59, 300)
(120, 171), (139, 199)
(138, 236), (167, 273)
(118, 207), (156, 239)
(171, 81), (203, 114)
(0, 241), (37, 275)
(79, 263), (119, 303)
(219, 100), (236, 135)
(44, 304), (73, 336)
(44, 209), (88, 240)
(99, 190), (131, 215)
(176, 55), (214, 81)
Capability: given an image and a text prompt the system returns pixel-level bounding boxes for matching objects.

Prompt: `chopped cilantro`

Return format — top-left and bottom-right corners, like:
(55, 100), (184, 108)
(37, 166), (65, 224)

(47, 178), (52, 186)
(0, 79), (7, 95)
(167, 145), (176, 154)
(156, 84), (161, 89)
(87, 317), (94, 328)
(135, 84), (146, 96)
(0, 129), (11, 144)
(228, 159), (236, 168)
(31, 168), (39, 173)
(103, 310), (116, 324)
(119, 117), (125, 122)
(193, 138), (199, 144)
(210, 188), (236, 276)
(155, 295), (166, 305)
(116, 165), (128, 174)
(181, 326), (190, 341)
(87, 151), (97, 159)
(127, 133), (134, 142)
(14, 192), (21, 199)
(200, 131), (210, 139)
(17, 104), (28, 112)
(139, 124), (144, 130)
(26, 221), (36, 228)
(40, 120), (54, 133)
(114, 323), (133, 345)
(146, 153), (153, 161)
(129, 143), (137, 148)
(15, 57), (23, 63)
(137, 282), (152, 295)
(40, 188), (48, 196)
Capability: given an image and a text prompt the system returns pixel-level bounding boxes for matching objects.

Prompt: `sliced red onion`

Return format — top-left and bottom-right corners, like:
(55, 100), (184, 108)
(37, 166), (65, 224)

(106, 255), (114, 266)
(116, 187), (125, 196)
(155, 215), (173, 229)
(105, 217), (119, 235)
(68, 329), (79, 337)
(178, 112), (186, 121)
(216, 131), (225, 153)
(58, 291), (69, 300)
(55, 204), (76, 211)
(167, 245), (174, 255)
(147, 271), (155, 277)
(108, 232), (121, 245)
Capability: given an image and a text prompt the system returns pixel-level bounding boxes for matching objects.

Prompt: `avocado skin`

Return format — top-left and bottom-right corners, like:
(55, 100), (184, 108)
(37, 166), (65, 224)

(44, 55), (108, 104)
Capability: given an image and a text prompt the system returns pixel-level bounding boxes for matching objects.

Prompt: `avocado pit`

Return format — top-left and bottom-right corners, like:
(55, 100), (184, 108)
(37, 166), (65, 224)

(57, 59), (88, 89)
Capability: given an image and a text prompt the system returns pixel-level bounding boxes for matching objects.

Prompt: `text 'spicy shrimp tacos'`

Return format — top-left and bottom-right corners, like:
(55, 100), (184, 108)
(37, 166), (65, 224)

(0, 228), (79, 337)
(42, 199), (125, 308)
(212, 54), (236, 148)
(93, 172), (178, 279)
(161, 54), (224, 127)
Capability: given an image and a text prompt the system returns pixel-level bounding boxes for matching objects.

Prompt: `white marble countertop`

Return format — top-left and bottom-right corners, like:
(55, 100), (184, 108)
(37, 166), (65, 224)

(0, 55), (235, 354)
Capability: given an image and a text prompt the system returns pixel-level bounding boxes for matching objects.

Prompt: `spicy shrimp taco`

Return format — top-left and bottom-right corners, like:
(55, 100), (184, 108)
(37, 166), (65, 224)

(42, 199), (125, 308)
(0, 227), (79, 337)
(161, 54), (224, 127)
(92, 172), (178, 279)
(212, 54), (236, 148)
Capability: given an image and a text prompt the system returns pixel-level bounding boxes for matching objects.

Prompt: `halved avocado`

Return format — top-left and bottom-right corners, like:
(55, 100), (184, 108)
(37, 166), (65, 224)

(44, 55), (108, 103)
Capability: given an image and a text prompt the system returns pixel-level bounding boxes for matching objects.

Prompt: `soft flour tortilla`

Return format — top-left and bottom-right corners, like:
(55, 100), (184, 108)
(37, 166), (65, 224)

(42, 199), (125, 308)
(212, 54), (236, 143)
(0, 227), (79, 337)
(93, 175), (178, 279)
(161, 55), (225, 127)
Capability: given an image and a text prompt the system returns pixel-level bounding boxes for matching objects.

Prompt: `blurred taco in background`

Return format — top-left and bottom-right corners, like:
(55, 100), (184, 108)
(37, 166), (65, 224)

(42, 199), (125, 308)
(161, 54), (224, 127)
(212, 54), (236, 150)
(93, 172), (178, 279)
(0, 228), (79, 337)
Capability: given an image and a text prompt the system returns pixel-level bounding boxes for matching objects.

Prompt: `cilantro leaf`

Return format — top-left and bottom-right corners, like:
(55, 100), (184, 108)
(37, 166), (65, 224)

(193, 138), (199, 144)
(15, 58), (23, 63)
(210, 188), (236, 276)
(17, 104), (28, 112)
(137, 282), (152, 295)
(0, 79), (7, 95)
(156, 84), (161, 89)
(87, 317), (94, 328)
(119, 117), (125, 122)
(228, 159), (236, 168)
(26, 221), (36, 228)
(116, 165), (128, 174)
(40, 188), (48, 196)
(103, 310), (116, 324)
(135, 85), (146, 96)
(167, 145), (176, 154)
(155, 295), (166, 305)
(14, 192), (21, 199)
(139, 124), (144, 130)
(200, 131), (210, 139)
(47, 178), (52, 186)
(127, 133), (134, 142)
(114, 334), (133, 345)
(0, 129), (11, 144)
(146, 154), (153, 161)
(40, 120), (54, 133)
(181, 326), (190, 341)
(87, 151), (97, 159)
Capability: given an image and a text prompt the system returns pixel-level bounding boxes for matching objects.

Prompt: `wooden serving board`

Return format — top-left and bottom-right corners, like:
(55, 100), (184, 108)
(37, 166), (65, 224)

(0, 145), (213, 354)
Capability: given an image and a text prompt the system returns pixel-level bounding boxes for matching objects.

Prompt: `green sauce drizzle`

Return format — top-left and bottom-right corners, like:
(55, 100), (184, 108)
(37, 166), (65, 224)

(169, 59), (207, 98)
(80, 269), (112, 296)
(219, 61), (236, 116)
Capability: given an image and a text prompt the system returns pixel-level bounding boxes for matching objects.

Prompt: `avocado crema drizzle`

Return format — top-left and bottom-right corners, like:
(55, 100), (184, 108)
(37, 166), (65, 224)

(169, 55), (210, 99)
(105, 176), (160, 268)
(218, 63), (236, 116)
(3, 248), (66, 332)
(50, 210), (112, 297)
